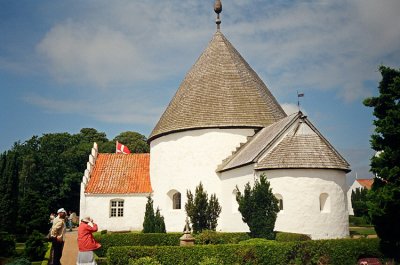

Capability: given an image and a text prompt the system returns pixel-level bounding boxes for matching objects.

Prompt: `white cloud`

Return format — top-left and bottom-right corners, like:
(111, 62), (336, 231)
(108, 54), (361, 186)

(23, 93), (162, 126)
(33, 0), (400, 100)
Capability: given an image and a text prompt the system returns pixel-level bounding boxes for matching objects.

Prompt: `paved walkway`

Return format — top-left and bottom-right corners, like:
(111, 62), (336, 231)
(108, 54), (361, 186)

(61, 228), (78, 265)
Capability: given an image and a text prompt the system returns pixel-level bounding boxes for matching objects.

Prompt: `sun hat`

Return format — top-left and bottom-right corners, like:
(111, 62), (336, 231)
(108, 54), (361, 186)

(57, 208), (66, 214)
(81, 216), (92, 223)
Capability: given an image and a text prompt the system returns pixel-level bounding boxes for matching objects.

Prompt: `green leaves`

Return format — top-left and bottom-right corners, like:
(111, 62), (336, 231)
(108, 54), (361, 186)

(185, 182), (222, 233)
(364, 65), (400, 260)
(236, 174), (279, 239)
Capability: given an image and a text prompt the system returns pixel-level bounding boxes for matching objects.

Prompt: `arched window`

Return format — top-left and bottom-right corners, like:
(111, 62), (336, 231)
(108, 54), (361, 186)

(319, 193), (330, 213)
(172, 192), (181, 209)
(110, 199), (124, 217)
(275, 194), (283, 211)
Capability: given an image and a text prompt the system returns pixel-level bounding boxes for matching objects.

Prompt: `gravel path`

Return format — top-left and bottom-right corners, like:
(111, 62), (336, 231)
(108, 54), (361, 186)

(60, 228), (78, 265)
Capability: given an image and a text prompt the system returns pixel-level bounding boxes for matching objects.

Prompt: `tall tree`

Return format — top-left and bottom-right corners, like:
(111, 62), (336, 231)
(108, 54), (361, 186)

(363, 65), (400, 260)
(142, 196), (166, 233)
(0, 151), (19, 233)
(351, 187), (369, 219)
(236, 174), (279, 239)
(114, 131), (150, 153)
(185, 182), (221, 233)
(142, 195), (156, 233)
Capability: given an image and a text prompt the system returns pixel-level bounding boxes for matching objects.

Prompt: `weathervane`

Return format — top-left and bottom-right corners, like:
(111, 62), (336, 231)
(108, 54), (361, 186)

(297, 91), (304, 112)
(214, 0), (222, 30)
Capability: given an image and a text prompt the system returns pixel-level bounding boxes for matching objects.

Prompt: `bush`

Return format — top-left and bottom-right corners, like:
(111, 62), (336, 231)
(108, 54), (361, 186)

(239, 238), (270, 245)
(349, 216), (371, 226)
(93, 232), (181, 257)
(275, 232), (311, 242)
(195, 231), (250, 245)
(198, 256), (224, 265)
(24, 230), (47, 261)
(129, 257), (162, 265)
(4, 257), (31, 265)
(107, 238), (381, 265)
(0, 231), (16, 257)
(236, 174), (279, 239)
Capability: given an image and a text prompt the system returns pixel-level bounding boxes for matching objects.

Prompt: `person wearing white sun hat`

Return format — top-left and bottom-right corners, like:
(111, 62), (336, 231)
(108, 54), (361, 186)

(50, 208), (67, 265)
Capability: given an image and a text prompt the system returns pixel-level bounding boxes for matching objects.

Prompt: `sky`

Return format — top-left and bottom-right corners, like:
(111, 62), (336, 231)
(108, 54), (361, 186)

(1, 0), (399, 184)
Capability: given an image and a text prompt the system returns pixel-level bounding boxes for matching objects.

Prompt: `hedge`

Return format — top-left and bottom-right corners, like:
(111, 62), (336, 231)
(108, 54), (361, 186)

(93, 232), (182, 257)
(275, 232), (311, 242)
(194, 231), (250, 245)
(107, 238), (381, 265)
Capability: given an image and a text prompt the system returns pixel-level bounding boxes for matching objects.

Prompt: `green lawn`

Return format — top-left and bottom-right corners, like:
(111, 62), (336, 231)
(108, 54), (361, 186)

(349, 226), (377, 237)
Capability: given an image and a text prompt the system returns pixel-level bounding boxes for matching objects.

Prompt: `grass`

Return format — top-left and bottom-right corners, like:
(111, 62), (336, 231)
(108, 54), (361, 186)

(349, 226), (377, 237)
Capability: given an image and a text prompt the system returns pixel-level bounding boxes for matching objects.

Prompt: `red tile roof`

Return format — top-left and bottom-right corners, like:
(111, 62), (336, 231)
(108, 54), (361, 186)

(356, 179), (374, 189)
(85, 153), (152, 194)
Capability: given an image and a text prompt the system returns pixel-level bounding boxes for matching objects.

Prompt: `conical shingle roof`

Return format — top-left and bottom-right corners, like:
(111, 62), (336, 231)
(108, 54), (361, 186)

(149, 31), (286, 141)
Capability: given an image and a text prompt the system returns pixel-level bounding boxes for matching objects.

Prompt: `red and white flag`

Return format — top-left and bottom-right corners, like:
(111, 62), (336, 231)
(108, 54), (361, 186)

(116, 141), (131, 154)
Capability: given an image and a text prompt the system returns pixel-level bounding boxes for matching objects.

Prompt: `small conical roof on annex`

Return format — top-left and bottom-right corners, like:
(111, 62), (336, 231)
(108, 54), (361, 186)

(149, 30), (286, 141)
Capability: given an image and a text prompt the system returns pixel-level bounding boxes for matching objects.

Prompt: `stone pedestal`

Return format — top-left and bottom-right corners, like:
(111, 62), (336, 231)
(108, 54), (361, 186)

(180, 217), (195, 246)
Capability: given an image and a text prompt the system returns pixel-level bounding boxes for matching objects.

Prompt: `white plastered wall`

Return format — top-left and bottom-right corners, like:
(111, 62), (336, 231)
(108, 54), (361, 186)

(346, 180), (363, 215)
(150, 128), (255, 232)
(220, 168), (349, 239)
(81, 193), (148, 231)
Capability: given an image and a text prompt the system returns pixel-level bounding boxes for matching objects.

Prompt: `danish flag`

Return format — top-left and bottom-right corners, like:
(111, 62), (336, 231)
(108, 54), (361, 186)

(116, 141), (131, 154)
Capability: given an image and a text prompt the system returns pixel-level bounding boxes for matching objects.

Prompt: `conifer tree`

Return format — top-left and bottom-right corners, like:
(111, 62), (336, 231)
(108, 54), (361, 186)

(351, 187), (369, 219)
(0, 151), (19, 233)
(236, 174), (279, 239)
(363, 65), (400, 260)
(142, 196), (166, 233)
(185, 182), (221, 233)
(142, 195), (155, 233)
(154, 207), (166, 233)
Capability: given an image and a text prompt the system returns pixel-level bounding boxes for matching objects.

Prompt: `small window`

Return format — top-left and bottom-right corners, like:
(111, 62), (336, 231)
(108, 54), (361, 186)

(173, 192), (181, 209)
(319, 193), (330, 213)
(275, 194), (283, 211)
(110, 199), (124, 217)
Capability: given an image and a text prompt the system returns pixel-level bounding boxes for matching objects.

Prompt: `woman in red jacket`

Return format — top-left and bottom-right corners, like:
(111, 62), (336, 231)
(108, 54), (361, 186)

(77, 217), (101, 265)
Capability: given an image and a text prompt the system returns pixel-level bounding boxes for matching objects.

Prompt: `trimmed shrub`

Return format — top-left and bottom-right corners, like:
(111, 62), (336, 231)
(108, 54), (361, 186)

(275, 232), (311, 242)
(195, 231), (250, 245)
(107, 238), (381, 265)
(239, 238), (270, 245)
(129, 257), (162, 265)
(93, 232), (181, 257)
(0, 231), (16, 257)
(198, 256), (224, 265)
(24, 230), (47, 261)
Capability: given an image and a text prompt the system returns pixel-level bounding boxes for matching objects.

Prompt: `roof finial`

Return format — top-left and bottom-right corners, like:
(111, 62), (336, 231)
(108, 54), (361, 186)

(214, 0), (222, 30)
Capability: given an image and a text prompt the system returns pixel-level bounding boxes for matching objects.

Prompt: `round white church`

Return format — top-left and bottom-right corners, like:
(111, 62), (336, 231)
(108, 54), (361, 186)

(80, 4), (350, 240)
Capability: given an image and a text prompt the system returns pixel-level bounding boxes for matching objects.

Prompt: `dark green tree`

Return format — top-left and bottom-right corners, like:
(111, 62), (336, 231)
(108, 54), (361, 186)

(114, 131), (150, 153)
(185, 182), (221, 233)
(142, 196), (166, 233)
(236, 174), (279, 239)
(363, 65), (400, 260)
(0, 151), (19, 234)
(154, 207), (166, 233)
(351, 187), (369, 218)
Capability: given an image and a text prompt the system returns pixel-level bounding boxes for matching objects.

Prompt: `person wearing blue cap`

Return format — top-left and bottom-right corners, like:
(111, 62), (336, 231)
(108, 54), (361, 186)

(49, 208), (67, 265)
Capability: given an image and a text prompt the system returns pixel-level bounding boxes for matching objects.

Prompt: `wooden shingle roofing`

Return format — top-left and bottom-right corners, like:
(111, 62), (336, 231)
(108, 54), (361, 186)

(255, 117), (350, 172)
(217, 113), (350, 173)
(85, 153), (151, 194)
(149, 31), (286, 141)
